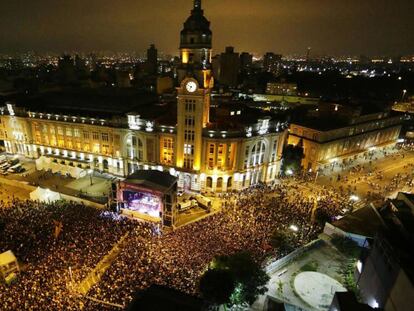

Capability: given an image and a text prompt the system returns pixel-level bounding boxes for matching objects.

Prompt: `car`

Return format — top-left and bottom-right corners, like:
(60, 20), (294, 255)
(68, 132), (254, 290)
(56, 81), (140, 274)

(9, 159), (19, 166)
(0, 163), (11, 170)
(177, 199), (198, 212)
(7, 164), (23, 173)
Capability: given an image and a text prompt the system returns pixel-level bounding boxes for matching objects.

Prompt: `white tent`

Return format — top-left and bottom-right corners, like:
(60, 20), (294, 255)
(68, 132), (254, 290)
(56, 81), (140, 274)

(0, 250), (19, 280)
(30, 187), (62, 203)
(35, 156), (84, 178)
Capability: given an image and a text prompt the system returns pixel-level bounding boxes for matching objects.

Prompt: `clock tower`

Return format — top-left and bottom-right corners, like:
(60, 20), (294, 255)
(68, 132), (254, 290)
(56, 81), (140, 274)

(177, 0), (213, 87)
(176, 0), (213, 177)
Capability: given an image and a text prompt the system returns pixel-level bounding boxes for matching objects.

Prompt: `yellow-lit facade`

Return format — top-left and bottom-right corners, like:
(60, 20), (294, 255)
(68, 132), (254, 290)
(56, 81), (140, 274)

(288, 111), (403, 171)
(0, 102), (287, 193)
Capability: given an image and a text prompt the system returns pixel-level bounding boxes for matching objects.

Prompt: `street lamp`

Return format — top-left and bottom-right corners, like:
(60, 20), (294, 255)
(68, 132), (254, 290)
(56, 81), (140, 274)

(401, 89), (407, 102)
(88, 169), (93, 186)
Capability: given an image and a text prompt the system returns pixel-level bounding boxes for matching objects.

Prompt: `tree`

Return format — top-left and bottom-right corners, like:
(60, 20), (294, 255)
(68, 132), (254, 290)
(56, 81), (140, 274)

(331, 235), (361, 258)
(270, 229), (294, 253)
(199, 268), (235, 306)
(205, 252), (269, 306)
(314, 208), (331, 227)
(281, 142), (304, 175)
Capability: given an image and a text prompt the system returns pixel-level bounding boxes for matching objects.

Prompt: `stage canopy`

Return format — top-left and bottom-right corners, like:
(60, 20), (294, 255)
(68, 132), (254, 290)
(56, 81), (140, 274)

(124, 170), (177, 194)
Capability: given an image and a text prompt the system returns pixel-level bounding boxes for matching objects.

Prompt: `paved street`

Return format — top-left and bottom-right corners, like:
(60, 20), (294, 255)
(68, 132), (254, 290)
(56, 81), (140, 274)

(0, 183), (30, 203)
(308, 147), (414, 206)
(1, 155), (111, 203)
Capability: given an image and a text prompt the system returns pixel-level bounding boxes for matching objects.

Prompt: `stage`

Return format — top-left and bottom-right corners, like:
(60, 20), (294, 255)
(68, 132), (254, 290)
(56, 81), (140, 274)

(116, 170), (178, 227)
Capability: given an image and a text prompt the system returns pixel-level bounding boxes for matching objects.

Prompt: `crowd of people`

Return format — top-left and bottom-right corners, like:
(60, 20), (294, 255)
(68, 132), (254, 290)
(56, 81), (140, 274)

(0, 181), (364, 310)
(84, 183), (347, 309)
(0, 200), (135, 310)
(330, 150), (414, 201)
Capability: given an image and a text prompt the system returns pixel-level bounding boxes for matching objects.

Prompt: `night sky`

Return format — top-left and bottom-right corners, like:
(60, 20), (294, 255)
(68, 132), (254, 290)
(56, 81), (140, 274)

(1, 0), (413, 56)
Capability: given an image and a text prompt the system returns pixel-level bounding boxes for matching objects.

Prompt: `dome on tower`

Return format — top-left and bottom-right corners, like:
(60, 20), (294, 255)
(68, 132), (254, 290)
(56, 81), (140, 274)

(180, 1), (212, 49)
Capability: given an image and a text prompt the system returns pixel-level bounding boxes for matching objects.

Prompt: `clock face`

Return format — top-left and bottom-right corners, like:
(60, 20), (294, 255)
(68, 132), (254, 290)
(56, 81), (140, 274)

(186, 81), (197, 93)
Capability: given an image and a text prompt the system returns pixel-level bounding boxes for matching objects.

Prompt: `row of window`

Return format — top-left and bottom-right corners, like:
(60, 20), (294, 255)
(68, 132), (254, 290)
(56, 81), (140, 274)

(184, 101), (196, 112)
(185, 116), (195, 127)
(34, 124), (119, 144)
(162, 138), (174, 165)
(184, 130), (195, 142)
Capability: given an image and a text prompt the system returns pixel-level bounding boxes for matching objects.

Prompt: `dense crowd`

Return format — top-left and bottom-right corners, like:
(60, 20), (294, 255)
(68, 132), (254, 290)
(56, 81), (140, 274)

(0, 182), (350, 310)
(84, 183), (347, 309)
(0, 200), (134, 310)
(331, 151), (414, 201)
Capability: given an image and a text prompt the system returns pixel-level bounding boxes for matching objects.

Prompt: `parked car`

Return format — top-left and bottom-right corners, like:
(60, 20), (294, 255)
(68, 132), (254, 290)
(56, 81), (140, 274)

(8, 163), (23, 173)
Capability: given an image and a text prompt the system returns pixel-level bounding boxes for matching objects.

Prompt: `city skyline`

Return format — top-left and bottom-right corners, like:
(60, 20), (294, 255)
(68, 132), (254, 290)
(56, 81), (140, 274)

(1, 0), (413, 56)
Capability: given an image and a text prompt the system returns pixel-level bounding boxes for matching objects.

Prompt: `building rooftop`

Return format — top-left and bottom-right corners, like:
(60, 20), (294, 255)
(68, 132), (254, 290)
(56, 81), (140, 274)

(332, 205), (385, 238)
(8, 88), (160, 119)
(294, 116), (349, 131)
(331, 291), (375, 311)
(208, 102), (281, 131)
(376, 193), (414, 284)
(291, 102), (398, 131)
(124, 170), (177, 193)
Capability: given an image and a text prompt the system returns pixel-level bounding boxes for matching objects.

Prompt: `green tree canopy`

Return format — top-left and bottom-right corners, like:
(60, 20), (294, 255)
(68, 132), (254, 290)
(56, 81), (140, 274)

(199, 268), (235, 306)
(314, 208), (332, 227)
(270, 229), (295, 253)
(281, 143), (305, 175)
(202, 252), (269, 306)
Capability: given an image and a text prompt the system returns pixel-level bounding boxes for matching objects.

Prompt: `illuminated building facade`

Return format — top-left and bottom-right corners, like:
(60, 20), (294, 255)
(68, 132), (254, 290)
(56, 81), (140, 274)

(266, 82), (298, 96)
(0, 0), (287, 193)
(288, 103), (403, 170)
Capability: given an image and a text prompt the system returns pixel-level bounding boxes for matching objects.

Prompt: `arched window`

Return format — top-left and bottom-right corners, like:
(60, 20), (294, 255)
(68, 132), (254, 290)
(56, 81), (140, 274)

(217, 177), (223, 188)
(249, 141), (266, 166)
(103, 159), (109, 170)
(206, 177), (213, 188)
(227, 177), (232, 189)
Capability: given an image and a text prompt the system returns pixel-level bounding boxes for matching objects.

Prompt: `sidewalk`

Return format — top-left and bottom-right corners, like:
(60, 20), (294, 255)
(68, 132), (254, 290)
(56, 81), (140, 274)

(4, 161), (111, 204)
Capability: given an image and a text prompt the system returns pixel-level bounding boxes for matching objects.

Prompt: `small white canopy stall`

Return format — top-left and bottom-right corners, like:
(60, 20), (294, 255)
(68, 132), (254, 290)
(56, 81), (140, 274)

(0, 250), (19, 282)
(30, 187), (62, 203)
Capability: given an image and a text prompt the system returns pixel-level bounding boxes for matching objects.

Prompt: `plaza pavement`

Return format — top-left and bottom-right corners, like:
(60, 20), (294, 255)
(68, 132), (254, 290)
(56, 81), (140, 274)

(252, 240), (350, 311)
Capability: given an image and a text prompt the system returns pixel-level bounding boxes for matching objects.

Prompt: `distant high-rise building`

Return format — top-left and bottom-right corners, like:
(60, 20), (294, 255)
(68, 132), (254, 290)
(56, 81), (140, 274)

(57, 55), (76, 84)
(217, 46), (240, 87)
(211, 55), (220, 81)
(266, 82), (298, 96)
(240, 52), (253, 71)
(146, 44), (158, 75)
(306, 47), (311, 62)
(263, 52), (282, 72)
